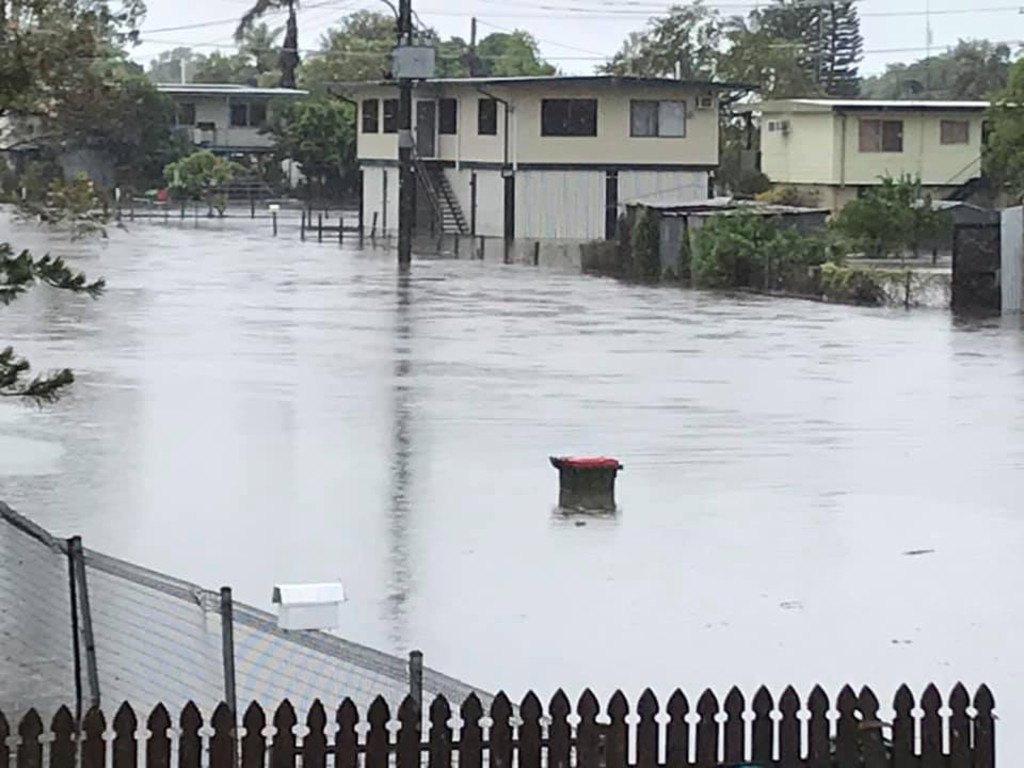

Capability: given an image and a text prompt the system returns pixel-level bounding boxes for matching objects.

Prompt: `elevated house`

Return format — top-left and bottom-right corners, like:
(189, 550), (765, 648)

(334, 75), (746, 252)
(157, 83), (308, 155)
(749, 99), (990, 212)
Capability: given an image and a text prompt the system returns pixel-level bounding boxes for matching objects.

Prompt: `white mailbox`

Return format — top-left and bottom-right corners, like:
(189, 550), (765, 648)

(271, 582), (346, 631)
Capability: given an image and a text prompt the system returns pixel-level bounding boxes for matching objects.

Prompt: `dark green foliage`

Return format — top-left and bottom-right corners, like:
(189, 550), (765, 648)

(691, 211), (829, 290)
(759, 0), (863, 96)
(630, 207), (661, 281)
(985, 58), (1024, 197)
(832, 175), (953, 259)
(817, 262), (887, 305)
(0, 245), (105, 403)
(268, 97), (356, 199)
(861, 40), (1010, 100)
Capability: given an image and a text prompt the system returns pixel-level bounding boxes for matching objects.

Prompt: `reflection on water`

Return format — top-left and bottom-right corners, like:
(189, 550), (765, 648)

(3, 217), (1024, 761)
(386, 265), (414, 648)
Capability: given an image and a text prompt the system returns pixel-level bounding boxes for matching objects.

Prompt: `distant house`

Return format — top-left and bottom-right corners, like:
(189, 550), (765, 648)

(335, 75), (745, 247)
(750, 99), (990, 211)
(156, 83), (307, 155)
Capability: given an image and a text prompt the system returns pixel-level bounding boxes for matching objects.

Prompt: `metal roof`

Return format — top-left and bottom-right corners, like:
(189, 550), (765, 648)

(156, 83), (308, 97)
(747, 98), (989, 113)
(330, 74), (753, 91)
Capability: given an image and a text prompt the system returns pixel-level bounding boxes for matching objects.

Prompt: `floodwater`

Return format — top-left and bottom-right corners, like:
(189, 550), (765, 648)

(3, 214), (1024, 757)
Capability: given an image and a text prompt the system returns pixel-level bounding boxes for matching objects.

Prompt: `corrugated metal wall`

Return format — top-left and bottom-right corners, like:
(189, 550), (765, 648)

(1001, 206), (1023, 314)
(515, 170), (604, 240)
(361, 166), (399, 236)
(618, 170), (708, 207)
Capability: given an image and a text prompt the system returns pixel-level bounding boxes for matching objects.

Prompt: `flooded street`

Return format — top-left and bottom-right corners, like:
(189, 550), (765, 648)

(3, 215), (1024, 754)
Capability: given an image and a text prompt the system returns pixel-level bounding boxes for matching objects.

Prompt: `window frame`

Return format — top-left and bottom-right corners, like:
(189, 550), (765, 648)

(439, 98), (458, 135)
(478, 98), (498, 136)
(362, 99), (379, 133)
(382, 99), (399, 134)
(940, 118), (970, 145)
(249, 102), (268, 128)
(629, 99), (686, 138)
(541, 98), (598, 137)
(858, 118), (904, 153)
(176, 102), (196, 127)
(229, 102), (249, 128)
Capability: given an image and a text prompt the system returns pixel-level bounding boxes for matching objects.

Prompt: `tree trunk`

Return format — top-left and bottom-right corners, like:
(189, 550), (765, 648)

(279, 2), (300, 89)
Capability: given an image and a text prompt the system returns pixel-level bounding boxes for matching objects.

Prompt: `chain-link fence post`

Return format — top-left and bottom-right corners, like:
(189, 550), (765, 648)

(69, 536), (100, 710)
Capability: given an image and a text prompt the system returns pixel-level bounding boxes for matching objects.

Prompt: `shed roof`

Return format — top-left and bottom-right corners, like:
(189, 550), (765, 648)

(631, 197), (830, 216)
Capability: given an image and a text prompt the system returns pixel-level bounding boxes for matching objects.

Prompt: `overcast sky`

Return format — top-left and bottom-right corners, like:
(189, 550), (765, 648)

(132, 0), (1021, 78)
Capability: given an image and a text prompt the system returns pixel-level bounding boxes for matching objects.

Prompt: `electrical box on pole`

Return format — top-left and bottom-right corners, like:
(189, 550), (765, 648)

(389, 46), (436, 80)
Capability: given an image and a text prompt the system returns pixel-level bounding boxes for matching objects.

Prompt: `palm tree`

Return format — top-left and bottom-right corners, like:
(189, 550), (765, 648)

(241, 22), (283, 76)
(235, 0), (299, 88)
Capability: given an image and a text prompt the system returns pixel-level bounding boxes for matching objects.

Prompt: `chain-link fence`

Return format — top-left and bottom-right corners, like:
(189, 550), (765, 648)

(0, 501), (491, 721)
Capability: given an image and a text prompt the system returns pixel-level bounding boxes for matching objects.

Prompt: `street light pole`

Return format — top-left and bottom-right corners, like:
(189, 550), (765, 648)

(397, 0), (414, 267)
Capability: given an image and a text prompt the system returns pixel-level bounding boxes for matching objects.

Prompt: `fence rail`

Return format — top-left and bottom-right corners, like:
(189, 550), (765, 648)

(0, 685), (995, 768)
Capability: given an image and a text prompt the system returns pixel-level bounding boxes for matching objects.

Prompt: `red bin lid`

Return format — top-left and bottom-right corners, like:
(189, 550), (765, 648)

(550, 456), (622, 469)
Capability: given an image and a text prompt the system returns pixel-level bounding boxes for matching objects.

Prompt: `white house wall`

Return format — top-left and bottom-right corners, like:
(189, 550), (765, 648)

(618, 170), (708, 207)
(515, 170), (604, 240)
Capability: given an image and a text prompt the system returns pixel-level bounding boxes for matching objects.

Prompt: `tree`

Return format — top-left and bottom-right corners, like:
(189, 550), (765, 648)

(985, 57), (1024, 197)
(716, 12), (821, 98)
(163, 150), (242, 215)
(861, 40), (1011, 100)
(471, 32), (556, 77)
(759, 0), (863, 96)
(832, 175), (952, 259)
(601, 2), (721, 79)
(192, 51), (258, 84)
(49, 59), (190, 189)
(236, 0), (299, 88)
(299, 11), (396, 89)
(1, 247), (104, 403)
(0, 0), (145, 135)
(147, 47), (201, 84)
(269, 97), (355, 199)
(242, 23), (283, 76)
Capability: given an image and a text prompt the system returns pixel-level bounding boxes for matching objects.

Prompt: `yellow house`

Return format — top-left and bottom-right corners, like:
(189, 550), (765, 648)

(157, 84), (307, 154)
(335, 75), (742, 244)
(755, 99), (989, 211)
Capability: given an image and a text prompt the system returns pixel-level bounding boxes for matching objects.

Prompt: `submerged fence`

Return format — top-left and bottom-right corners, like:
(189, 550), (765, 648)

(0, 684), (995, 768)
(0, 502), (490, 722)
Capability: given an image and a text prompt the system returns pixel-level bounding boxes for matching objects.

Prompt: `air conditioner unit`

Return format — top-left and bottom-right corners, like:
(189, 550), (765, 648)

(696, 94), (715, 110)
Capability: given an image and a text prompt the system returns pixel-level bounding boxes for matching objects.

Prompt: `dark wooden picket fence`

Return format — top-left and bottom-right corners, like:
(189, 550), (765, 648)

(1, 684), (994, 768)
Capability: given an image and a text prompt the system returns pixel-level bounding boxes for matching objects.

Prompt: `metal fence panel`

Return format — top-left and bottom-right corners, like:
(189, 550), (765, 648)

(0, 501), (491, 720)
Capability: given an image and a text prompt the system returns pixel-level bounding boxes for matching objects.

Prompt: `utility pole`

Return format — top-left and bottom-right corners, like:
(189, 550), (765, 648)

(470, 17), (477, 50)
(397, 0), (414, 267)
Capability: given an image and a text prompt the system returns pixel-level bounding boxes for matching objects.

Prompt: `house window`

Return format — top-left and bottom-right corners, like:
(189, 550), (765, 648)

(249, 102), (267, 127)
(383, 99), (399, 133)
(439, 98), (458, 135)
(858, 119), (903, 152)
(478, 98), (497, 135)
(541, 99), (598, 137)
(630, 100), (686, 137)
(230, 103), (248, 127)
(229, 102), (267, 128)
(176, 102), (196, 126)
(940, 119), (969, 145)
(362, 99), (379, 133)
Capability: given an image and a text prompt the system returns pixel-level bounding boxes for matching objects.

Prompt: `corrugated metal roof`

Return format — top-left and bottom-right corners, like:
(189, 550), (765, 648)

(748, 98), (989, 113)
(632, 197), (830, 215)
(156, 83), (308, 97)
(329, 74), (753, 90)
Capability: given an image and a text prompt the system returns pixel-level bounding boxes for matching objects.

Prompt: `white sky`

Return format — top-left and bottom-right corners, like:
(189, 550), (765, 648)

(131, 0), (1022, 78)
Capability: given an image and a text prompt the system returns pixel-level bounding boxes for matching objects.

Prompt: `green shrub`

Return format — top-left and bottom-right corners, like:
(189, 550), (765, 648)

(630, 206), (661, 280)
(817, 262), (887, 305)
(692, 211), (829, 290)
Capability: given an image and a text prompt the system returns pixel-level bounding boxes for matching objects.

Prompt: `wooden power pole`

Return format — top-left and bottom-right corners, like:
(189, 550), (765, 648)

(397, 0), (414, 267)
